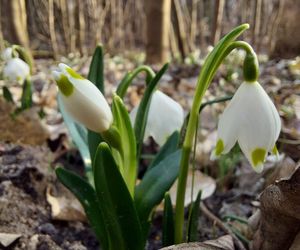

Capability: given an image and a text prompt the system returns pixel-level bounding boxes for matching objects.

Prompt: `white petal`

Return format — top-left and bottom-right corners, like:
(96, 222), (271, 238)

(130, 90), (184, 146)
(2, 48), (13, 61)
(236, 82), (276, 171)
(62, 77), (113, 132)
(3, 58), (30, 83)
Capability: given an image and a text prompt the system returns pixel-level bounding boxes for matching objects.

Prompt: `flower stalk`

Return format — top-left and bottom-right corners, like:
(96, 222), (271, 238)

(174, 24), (253, 243)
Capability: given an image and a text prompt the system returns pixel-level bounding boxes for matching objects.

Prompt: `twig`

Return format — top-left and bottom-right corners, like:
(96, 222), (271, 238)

(200, 201), (247, 250)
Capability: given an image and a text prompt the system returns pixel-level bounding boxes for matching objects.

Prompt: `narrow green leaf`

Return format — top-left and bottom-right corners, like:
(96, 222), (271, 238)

(88, 44), (104, 94)
(55, 167), (108, 249)
(148, 131), (179, 170)
(187, 191), (202, 242)
(112, 95), (137, 195)
(2, 86), (14, 103)
(135, 149), (181, 235)
(87, 45), (105, 168)
(21, 78), (32, 110)
(162, 193), (174, 247)
(57, 95), (92, 180)
(93, 143), (143, 250)
(134, 63), (169, 159)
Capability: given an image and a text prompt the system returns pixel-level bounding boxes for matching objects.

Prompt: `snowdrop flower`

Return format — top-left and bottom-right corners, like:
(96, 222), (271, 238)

(53, 63), (113, 133)
(2, 48), (14, 61)
(211, 81), (281, 173)
(3, 58), (30, 84)
(130, 90), (184, 146)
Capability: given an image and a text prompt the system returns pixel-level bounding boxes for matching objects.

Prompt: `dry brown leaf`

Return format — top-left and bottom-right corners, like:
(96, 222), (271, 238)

(0, 233), (22, 247)
(252, 166), (300, 250)
(46, 186), (86, 222)
(157, 170), (216, 211)
(160, 235), (234, 250)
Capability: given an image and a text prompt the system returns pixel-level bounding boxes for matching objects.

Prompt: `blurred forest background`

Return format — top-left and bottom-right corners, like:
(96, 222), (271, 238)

(0, 0), (299, 63)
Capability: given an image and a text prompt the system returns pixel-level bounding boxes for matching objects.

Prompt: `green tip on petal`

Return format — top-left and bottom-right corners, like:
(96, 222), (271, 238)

(56, 74), (74, 96)
(251, 148), (266, 168)
(66, 67), (85, 80)
(272, 145), (279, 155)
(215, 139), (224, 156)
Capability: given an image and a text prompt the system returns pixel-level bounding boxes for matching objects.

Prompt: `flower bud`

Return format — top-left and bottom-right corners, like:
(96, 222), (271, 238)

(53, 63), (113, 133)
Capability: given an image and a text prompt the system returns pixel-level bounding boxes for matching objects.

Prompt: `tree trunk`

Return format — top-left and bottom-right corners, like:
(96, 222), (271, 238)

(145, 0), (171, 64)
(211, 0), (225, 45)
(2, 0), (30, 49)
(252, 0), (262, 49)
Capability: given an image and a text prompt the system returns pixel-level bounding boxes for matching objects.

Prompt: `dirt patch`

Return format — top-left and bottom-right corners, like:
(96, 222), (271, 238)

(0, 143), (99, 249)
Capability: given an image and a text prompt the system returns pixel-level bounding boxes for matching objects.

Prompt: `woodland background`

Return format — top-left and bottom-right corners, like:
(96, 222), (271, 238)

(0, 0), (299, 62)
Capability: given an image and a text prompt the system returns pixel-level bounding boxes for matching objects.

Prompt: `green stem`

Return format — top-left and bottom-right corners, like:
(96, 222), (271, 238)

(116, 65), (155, 98)
(174, 24), (250, 243)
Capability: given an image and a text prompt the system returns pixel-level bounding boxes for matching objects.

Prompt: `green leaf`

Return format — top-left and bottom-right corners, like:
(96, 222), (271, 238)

(88, 44), (104, 94)
(2, 86), (14, 103)
(21, 78), (32, 110)
(148, 131), (179, 170)
(112, 95), (137, 196)
(134, 63), (169, 159)
(93, 143), (143, 250)
(134, 149), (181, 235)
(162, 193), (174, 247)
(87, 45), (105, 169)
(57, 95), (92, 183)
(187, 190), (202, 242)
(55, 167), (108, 249)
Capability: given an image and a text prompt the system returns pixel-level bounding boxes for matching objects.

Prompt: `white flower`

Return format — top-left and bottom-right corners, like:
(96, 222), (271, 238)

(211, 81), (281, 173)
(2, 48), (14, 61)
(53, 63), (113, 133)
(130, 90), (184, 146)
(3, 58), (30, 84)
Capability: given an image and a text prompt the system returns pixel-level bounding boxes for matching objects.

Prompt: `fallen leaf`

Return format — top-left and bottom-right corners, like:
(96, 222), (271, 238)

(252, 166), (300, 250)
(157, 170), (216, 211)
(0, 233), (22, 247)
(46, 186), (86, 222)
(160, 235), (234, 250)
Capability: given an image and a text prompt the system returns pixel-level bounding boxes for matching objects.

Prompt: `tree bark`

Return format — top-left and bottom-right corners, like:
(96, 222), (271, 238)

(145, 0), (171, 64)
(211, 0), (225, 45)
(2, 0), (30, 49)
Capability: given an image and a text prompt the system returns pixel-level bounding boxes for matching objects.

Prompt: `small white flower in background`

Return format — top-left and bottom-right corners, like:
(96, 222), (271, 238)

(130, 90), (184, 146)
(3, 58), (30, 84)
(211, 81), (281, 173)
(1, 47), (14, 61)
(53, 63), (113, 133)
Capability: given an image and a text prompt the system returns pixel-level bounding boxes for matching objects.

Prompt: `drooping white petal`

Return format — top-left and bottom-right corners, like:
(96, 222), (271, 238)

(2, 48), (13, 61)
(3, 58), (30, 84)
(212, 80), (281, 173)
(235, 82), (277, 172)
(130, 90), (184, 146)
(54, 64), (113, 133)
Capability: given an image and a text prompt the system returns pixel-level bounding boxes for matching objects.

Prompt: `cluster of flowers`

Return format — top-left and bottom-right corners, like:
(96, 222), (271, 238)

(53, 63), (281, 172)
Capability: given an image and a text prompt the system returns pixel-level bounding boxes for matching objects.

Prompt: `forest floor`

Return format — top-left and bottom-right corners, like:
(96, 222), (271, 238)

(0, 51), (300, 250)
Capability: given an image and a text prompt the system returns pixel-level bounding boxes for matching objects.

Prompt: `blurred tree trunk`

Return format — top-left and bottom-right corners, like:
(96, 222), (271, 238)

(211, 0), (225, 45)
(0, 2), (4, 51)
(48, 0), (58, 58)
(2, 0), (30, 49)
(145, 0), (171, 64)
(252, 0), (262, 49)
(172, 0), (189, 60)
